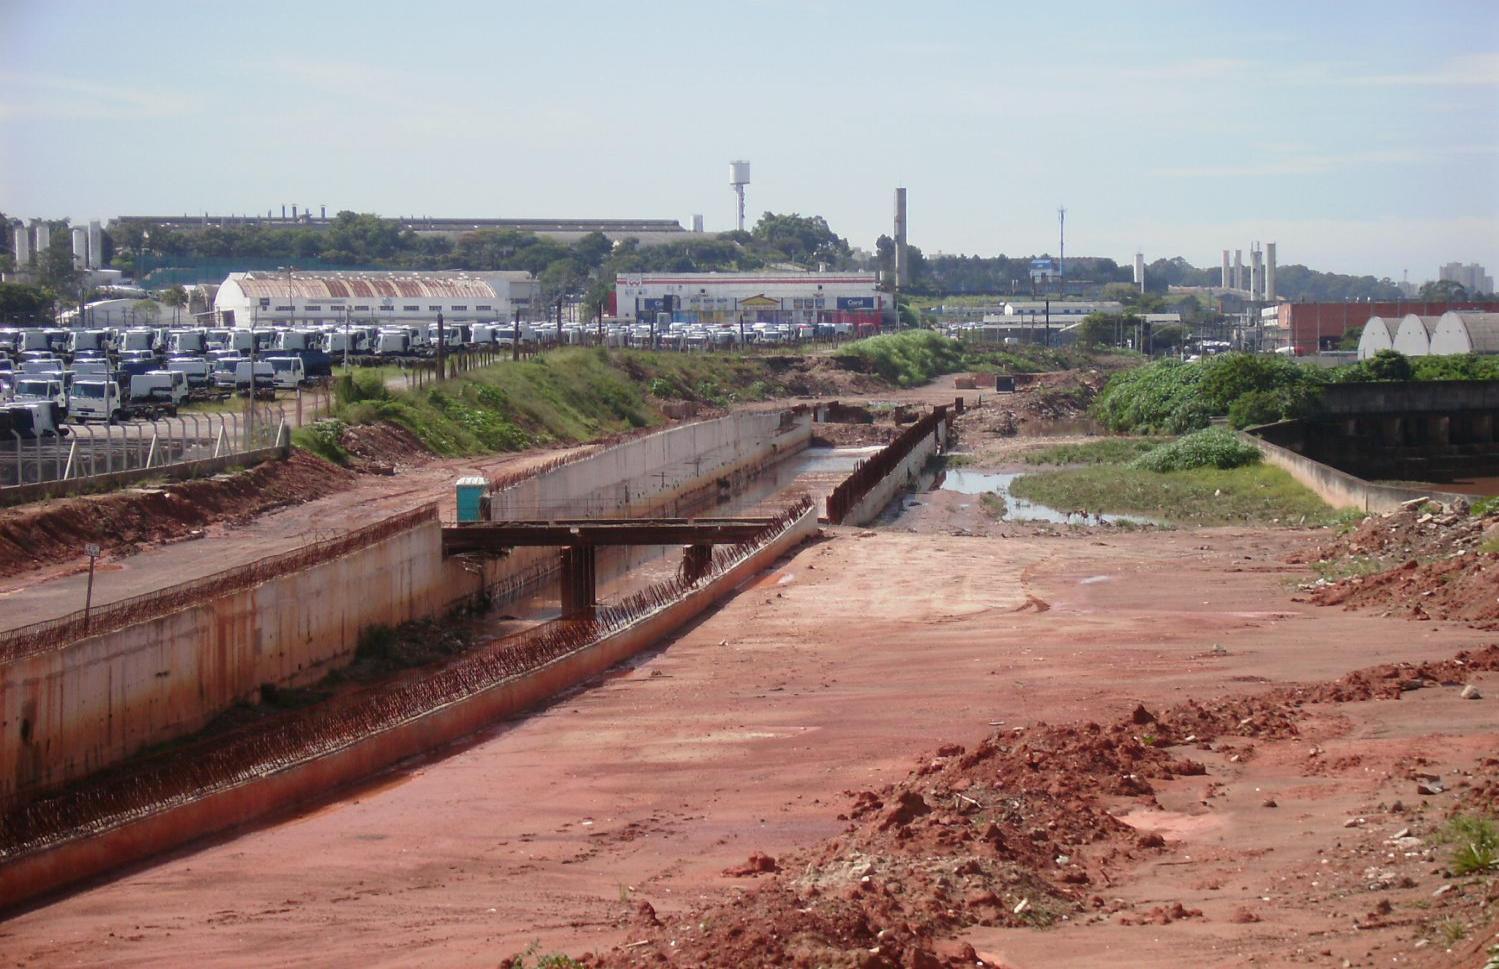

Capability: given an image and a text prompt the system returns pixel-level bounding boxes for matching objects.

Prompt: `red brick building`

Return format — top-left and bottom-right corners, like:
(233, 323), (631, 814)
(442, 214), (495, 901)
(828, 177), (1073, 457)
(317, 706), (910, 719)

(1277, 299), (1499, 354)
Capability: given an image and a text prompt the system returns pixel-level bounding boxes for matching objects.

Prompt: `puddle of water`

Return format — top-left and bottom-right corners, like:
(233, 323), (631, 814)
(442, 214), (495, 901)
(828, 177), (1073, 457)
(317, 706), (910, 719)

(934, 469), (1159, 527)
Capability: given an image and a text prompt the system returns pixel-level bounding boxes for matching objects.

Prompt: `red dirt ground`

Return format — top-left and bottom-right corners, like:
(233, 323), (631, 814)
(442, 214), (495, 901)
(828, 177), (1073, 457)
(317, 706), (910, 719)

(4, 518), (1495, 968)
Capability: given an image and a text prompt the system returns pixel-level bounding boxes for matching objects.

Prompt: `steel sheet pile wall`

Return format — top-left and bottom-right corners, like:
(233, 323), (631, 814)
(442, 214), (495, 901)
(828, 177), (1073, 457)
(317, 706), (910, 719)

(825, 406), (950, 525)
(0, 498), (818, 909)
(0, 505), (487, 804)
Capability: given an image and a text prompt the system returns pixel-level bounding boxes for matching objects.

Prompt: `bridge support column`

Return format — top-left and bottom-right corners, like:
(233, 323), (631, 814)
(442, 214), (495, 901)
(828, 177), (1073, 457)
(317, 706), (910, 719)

(560, 545), (596, 617)
(681, 543), (713, 584)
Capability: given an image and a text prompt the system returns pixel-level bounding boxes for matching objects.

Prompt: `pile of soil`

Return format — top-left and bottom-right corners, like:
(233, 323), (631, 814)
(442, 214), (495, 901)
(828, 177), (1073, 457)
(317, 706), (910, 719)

(957, 372), (1105, 441)
(0, 450), (354, 577)
(1297, 500), (1499, 624)
(1293, 499), (1490, 567)
(566, 646), (1499, 968)
(340, 421), (435, 473)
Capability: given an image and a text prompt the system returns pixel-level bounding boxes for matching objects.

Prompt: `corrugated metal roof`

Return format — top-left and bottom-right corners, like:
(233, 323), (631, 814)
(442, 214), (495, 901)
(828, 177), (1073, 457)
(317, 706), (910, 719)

(228, 271), (528, 301)
(1446, 312), (1499, 354)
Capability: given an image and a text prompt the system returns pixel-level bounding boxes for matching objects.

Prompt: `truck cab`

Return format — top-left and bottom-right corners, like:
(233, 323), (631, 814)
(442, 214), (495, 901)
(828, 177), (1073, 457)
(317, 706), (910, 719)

(166, 356), (213, 390)
(69, 378), (123, 423)
(264, 355), (306, 389)
(14, 376), (69, 417)
(233, 360), (275, 395)
(129, 370), (188, 410)
(169, 329), (209, 355)
(4, 400), (69, 439)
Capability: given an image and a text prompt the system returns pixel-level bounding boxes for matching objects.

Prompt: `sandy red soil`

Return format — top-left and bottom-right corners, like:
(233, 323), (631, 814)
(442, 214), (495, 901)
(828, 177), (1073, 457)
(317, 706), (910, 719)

(3, 514), (1494, 967)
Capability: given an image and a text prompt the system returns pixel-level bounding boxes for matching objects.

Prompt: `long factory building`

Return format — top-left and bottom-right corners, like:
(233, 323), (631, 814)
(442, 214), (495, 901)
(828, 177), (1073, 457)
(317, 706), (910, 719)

(211, 270), (538, 328)
(612, 271), (889, 328)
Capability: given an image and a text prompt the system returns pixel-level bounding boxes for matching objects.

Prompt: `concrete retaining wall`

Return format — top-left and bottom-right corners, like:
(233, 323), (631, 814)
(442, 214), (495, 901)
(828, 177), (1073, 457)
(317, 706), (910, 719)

(1243, 430), (1474, 513)
(841, 420), (949, 526)
(0, 409), (812, 806)
(0, 518), (490, 804)
(0, 506), (817, 912)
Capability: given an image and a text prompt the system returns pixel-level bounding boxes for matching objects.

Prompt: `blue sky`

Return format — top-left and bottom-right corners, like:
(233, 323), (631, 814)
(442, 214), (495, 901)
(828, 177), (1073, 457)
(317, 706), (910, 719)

(2, 0), (1495, 281)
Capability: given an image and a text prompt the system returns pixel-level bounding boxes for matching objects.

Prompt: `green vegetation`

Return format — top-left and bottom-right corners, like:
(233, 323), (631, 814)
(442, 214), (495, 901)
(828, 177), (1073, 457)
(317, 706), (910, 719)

(834, 330), (965, 386)
(1471, 496), (1499, 517)
(979, 491), (1008, 519)
(290, 419), (349, 465)
(507, 944), (585, 969)
(1010, 464), (1331, 526)
(1441, 815), (1498, 876)
(1129, 428), (1262, 472)
(317, 347), (822, 459)
(1022, 437), (1166, 466)
(1093, 353), (1325, 433)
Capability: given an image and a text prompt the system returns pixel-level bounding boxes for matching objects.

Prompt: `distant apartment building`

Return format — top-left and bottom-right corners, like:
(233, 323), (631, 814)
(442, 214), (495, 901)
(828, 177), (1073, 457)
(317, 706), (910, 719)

(1440, 262), (1494, 295)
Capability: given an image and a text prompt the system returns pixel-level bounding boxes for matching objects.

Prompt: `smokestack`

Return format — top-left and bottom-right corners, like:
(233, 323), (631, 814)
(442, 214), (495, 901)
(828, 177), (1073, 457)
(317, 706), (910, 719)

(1221, 250), (1231, 289)
(1234, 249), (1244, 292)
(893, 187), (908, 288)
(13, 226), (31, 268)
(88, 220), (102, 270)
(71, 226), (88, 269)
(292, 205), (298, 220)
(1265, 242), (1277, 302)
(282, 204), (287, 219)
(1133, 251), (1145, 293)
(320, 205), (326, 220)
(1250, 244), (1263, 300)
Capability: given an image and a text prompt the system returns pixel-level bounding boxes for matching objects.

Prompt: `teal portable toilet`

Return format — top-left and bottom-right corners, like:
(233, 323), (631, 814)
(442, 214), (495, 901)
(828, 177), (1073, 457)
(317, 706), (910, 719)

(455, 476), (489, 523)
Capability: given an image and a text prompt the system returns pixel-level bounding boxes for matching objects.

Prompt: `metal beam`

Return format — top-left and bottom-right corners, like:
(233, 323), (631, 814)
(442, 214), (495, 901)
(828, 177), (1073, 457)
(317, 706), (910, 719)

(442, 517), (776, 554)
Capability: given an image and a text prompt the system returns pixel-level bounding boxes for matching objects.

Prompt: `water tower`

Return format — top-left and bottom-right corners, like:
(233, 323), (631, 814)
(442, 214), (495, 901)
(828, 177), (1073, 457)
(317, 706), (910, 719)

(729, 160), (751, 232)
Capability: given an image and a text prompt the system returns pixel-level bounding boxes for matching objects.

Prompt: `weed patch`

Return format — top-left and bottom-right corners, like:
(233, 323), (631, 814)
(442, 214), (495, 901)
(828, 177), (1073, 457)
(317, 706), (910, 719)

(1010, 464), (1332, 526)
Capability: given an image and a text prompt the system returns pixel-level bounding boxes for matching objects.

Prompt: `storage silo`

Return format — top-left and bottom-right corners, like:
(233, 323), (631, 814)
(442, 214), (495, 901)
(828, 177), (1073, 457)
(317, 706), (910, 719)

(1265, 242), (1277, 301)
(12, 226), (30, 268)
(88, 220), (103, 269)
(71, 226), (88, 268)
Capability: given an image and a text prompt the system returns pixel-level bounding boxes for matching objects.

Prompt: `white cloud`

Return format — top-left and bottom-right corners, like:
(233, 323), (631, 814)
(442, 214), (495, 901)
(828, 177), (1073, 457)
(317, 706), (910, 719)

(0, 71), (205, 121)
(1343, 52), (1499, 87)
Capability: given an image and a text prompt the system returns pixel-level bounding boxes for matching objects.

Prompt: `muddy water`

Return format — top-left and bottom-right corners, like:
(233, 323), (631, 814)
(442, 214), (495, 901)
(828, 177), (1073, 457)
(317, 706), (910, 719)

(931, 468), (1158, 526)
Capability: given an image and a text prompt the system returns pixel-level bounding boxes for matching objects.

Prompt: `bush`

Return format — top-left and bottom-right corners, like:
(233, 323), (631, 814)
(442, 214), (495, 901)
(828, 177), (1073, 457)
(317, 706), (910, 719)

(1227, 390), (1285, 429)
(834, 330), (965, 387)
(1093, 353), (1326, 434)
(1441, 815), (1498, 876)
(1130, 427), (1262, 472)
(291, 419), (349, 465)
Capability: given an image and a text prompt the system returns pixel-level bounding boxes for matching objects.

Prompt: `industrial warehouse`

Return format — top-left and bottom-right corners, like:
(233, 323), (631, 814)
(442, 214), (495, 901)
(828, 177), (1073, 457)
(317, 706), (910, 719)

(613, 271), (889, 330)
(210, 270), (539, 328)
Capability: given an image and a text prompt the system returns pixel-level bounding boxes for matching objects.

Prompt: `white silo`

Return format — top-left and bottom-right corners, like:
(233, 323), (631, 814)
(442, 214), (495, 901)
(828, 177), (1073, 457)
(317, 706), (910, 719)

(71, 226), (88, 268)
(12, 226), (31, 268)
(35, 222), (51, 254)
(88, 220), (103, 269)
(729, 160), (751, 232)
(691, 214), (704, 233)
(1265, 242), (1277, 302)
(1234, 249), (1244, 291)
(1221, 250), (1230, 289)
(1250, 244), (1263, 300)
(1133, 251), (1145, 293)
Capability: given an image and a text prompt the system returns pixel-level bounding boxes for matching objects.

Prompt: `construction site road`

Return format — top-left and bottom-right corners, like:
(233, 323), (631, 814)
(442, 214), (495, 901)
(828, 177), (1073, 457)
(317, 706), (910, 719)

(5, 524), (1490, 967)
(0, 443), (586, 630)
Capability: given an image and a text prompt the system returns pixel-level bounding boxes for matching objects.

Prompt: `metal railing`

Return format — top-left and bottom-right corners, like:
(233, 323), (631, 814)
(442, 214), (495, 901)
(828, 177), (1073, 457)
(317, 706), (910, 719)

(0, 405), (291, 490)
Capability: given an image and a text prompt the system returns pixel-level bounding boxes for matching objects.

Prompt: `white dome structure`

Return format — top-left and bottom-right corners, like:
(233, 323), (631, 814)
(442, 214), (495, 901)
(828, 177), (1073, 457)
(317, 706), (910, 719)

(1429, 311), (1499, 356)
(1391, 314), (1440, 357)
(1356, 316), (1399, 359)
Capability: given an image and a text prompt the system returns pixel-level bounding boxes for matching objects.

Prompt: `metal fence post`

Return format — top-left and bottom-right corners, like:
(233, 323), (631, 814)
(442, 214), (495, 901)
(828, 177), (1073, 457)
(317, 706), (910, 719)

(146, 421), (160, 468)
(62, 437), (77, 480)
(10, 430), (21, 487)
(104, 422), (114, 474)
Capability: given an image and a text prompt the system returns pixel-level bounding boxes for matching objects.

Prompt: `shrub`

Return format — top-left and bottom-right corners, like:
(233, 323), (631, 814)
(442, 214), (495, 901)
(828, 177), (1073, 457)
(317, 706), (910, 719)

(1442, 815), (1498, 876)
(291, 419), (349, 465)
(1227, 389), (1285, 429)
(1130, 428), (1262, 472)
(1094, 353), (1326, 434)
(834, 330), (966, 387)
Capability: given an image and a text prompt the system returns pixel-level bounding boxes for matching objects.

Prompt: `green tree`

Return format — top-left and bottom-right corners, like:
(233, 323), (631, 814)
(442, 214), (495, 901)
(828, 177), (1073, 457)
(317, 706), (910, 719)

(1365, 349), (1414, 381)
(131, 300), (161, 324)
(750, 212), (850, 265)
(1420, 279), (1468, 301)
(0, 282), (55, 323)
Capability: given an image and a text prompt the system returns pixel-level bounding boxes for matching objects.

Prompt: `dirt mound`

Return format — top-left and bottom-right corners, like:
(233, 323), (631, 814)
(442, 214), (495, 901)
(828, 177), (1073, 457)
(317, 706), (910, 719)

(572, 647), (1499, 968)
(0, 450), (354, 577)
(340, 421), (434, 473)
(1293, 499), (1488, 567)
(957, 372), (1105, 440)
(1296, 499), (1497, 625)
(1306, 554), (1499, 625)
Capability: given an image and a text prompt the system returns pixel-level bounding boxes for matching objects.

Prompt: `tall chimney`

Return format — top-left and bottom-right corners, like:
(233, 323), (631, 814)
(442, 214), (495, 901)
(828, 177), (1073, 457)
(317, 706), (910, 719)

(1250, 244), (1263, 300)
(893, 187), (908, 288)
(1265, 242), (1277, 302)
(1221, 250), (1231, 289)
(1234, 249), (1244, 292)
(1133, 251), (1146, 293)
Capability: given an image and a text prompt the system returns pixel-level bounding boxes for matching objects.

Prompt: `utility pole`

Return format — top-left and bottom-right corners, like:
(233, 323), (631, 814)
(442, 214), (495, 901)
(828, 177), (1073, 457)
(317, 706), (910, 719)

(436, 310), (446, 381)
(512, 308), (521, 362)
(343, 306), (351, 372)
(1057, 206), (1066, 296)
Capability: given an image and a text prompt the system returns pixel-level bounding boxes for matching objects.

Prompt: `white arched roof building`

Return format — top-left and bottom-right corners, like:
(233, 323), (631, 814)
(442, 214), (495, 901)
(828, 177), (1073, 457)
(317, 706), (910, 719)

(1430, 311), (1499, 356)
(1391, 314), (1440, 357)
(1356, 316), (1400, 359)
(212, 270), (538, 328)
